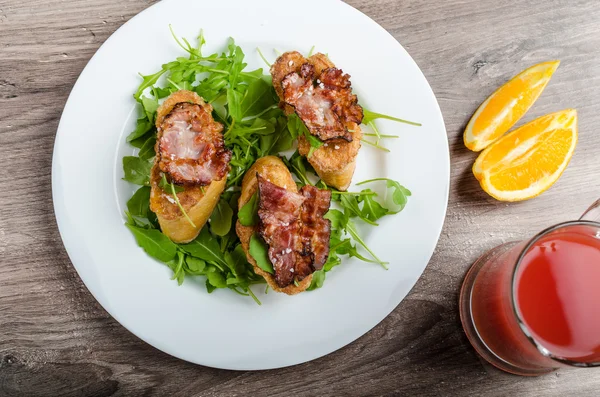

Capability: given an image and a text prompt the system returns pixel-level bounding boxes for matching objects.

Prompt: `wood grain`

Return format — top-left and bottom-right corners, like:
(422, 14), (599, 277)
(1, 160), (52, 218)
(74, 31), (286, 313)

(1, 0), (600, 395)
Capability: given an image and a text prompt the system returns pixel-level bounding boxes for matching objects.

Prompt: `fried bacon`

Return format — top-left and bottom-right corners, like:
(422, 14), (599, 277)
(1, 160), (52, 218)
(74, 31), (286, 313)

(257, 177), (332, 288)
(157, 102), (231, 185)
(296, 185), (332, 280)
(257, 177), (305, 287)
(281, 63), (363, 142)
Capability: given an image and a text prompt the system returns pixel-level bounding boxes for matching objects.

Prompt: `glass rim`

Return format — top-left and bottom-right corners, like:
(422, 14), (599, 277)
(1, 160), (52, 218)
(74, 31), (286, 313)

(510, 220), (600, 368)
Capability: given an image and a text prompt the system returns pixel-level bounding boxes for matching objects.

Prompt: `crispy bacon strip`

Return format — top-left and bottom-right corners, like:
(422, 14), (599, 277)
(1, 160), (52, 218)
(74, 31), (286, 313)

(297, 185), (332, 279)
(281, 63), (363, 142)
(257, 177), (332, 288)
(158, 102), (231, 185)
(257, 177), (305, 287)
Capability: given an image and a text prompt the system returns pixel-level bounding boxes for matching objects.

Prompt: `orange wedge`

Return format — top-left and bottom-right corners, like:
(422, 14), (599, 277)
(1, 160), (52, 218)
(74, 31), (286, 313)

(464, 60), (560, 152)
(473, 109), (577, 202)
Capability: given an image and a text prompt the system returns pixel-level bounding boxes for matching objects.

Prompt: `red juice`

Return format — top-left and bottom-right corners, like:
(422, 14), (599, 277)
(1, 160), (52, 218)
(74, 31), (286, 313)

(463, 223), (600, 374)
(468, 241), (556, 374)
(515, 228), (600, 363)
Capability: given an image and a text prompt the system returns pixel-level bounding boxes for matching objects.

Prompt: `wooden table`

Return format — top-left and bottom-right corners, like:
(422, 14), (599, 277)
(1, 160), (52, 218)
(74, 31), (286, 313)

(1, 0), (599, 395)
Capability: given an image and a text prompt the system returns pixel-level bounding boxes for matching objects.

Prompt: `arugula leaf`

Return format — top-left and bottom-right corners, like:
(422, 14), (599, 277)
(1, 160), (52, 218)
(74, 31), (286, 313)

(123, 156), (152, 185)
(249, 233), (273, 274)
(141, 96), (159, 122)
(207, 269), (227, 288)
(256, 47), (272, 67)
(125, 224), (177, 262)
(127, 118), (153, 142)
(195, 29), (206, 57)
(206, 278), (217, 293)
(240, 78), (274, 117)
(307, 269), (325, 290)
(125, 210), (154, 229)
(386, 180), (412, 213)
(241, 68), (266, 83)
(337, 239), (379, 264)
(325, 209), (348, 230)
(359, 188), (388, 222)
(340, 194), (378, 226)
(138, 134), (157, 160)
(286, 114), (300, 139)
(361, 136), (391, 152)
(211, 93), (228, 121)
(134, 69), (167, 101)
(323, 253), (342, 272)
(238, 191), (259, 226)
(170, 251), (186, 285)
(127, 186), (151, 218)
(169, 25), (199, 58)
(209, 199), (233, 236)
(154, 86), (173, 99)
(362, 108), (421, 127)
(264, 117), (294, 154)
(228, 44), (246, 87)
(227, 88), (243, 121)
(248, 118), (275, 135)
(284, 150), (313, 187)
(287, 114), (323, 155)
(346, 220), (388, 269)
(129, 130), (154, 148)
(225, 190), (241, 213)
(185, 256), (206, 275)
(357, 178), (412, 213)
(224, 244), (248, 277)
(181, 227), (228, 269)
(298, 120), (323, 154)
(304, 134), (323, 157)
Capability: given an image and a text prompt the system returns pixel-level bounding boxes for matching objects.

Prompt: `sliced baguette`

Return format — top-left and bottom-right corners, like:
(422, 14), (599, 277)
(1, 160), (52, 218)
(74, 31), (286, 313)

(149, 90), (227, 243)
(235, 156), (312, 295)
(271, 52), (362, 191)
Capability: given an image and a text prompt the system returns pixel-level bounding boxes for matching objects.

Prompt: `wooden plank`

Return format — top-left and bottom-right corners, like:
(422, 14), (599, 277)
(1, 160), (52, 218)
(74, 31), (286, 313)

(1, 0), (599, 395)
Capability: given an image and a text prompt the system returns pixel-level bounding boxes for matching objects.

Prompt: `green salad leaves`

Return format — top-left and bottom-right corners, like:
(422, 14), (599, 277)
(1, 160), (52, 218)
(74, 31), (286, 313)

(280, 152), (412, 289)
(122, 28), (416, 302)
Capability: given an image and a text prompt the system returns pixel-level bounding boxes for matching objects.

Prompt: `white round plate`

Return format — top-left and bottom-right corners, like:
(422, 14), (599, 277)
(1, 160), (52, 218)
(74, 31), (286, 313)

(52, 0), (449, 370)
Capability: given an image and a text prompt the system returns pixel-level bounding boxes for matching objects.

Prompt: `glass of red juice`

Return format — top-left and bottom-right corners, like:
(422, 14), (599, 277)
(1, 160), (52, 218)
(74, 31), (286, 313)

(459, 200), (600, 375)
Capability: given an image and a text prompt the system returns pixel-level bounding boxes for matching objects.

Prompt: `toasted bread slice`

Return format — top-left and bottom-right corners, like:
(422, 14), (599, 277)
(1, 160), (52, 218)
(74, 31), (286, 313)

(149, 90), (227, 243)
(235, 156), (312, 295)
(271, 52), (362, 191)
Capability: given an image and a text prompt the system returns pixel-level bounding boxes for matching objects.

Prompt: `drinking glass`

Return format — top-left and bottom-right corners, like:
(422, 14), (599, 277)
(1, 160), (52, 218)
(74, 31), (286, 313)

(459, 199), (600, 375)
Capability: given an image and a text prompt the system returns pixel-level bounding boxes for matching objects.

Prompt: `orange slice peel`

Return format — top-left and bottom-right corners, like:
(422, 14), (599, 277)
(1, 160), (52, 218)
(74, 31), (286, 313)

(473, 109), (577, 202)
(464, 60), (560, 152)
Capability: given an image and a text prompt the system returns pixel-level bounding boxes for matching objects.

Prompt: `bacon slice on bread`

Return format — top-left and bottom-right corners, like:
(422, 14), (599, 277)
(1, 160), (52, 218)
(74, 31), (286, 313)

(236, 156), (332, 294)
(271, 51), (363, 191)
(150, 90), (231, 243)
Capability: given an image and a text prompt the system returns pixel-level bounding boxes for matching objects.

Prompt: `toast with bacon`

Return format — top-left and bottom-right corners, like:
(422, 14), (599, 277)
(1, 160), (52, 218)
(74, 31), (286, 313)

(150, 90), (231, 243)
(271, 51), (363, 191)
(236, 156), (332, 295)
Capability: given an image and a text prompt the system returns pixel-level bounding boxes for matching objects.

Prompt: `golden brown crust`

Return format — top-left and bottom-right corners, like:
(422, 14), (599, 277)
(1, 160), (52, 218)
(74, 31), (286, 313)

(297, 126), (361, 191)
(270, 51), (308, 115)
(236, 156), (312, 295)
(155, 90), (210, 129)
(307, 53), (335, 73)
(151, 167), (226, 243)
(271, 52), (361, 191)
(149, 90), (227, 243)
